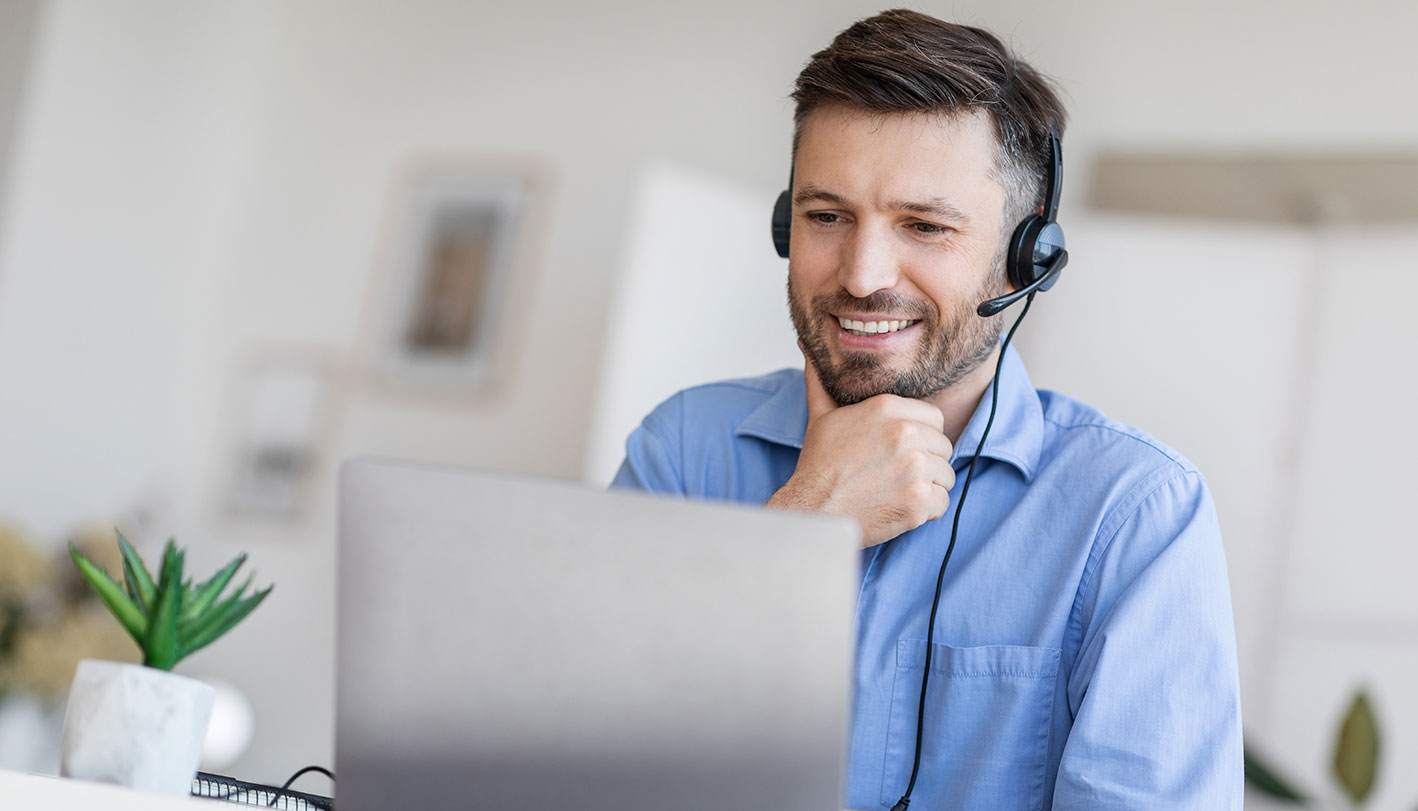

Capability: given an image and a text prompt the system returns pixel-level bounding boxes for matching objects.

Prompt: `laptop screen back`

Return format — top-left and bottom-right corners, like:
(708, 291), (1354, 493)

(335, 458), (860, 811)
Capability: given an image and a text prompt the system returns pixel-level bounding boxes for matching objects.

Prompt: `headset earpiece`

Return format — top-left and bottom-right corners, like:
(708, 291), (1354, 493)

(1006, 215), (1067, 291)
(771, 189), (792, 259)
(1007, 215), (1046, 290)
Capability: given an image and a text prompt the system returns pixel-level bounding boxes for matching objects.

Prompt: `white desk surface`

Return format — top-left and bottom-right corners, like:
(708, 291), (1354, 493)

(0, 769), (215, 809)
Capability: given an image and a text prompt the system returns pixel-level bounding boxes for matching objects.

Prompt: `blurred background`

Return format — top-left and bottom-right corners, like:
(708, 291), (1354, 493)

(0, 0), (1415, 808)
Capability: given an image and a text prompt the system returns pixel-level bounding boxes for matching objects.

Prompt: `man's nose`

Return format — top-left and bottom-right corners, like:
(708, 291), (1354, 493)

(837, 224), (900, 299)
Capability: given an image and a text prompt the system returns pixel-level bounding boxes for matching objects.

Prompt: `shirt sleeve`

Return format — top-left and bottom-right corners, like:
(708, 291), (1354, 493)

(1051, 470), (1243, 810)
(609, 395), (686, 495)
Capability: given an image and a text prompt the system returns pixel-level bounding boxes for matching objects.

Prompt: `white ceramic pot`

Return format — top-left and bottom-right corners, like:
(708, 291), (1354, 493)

(59, 659), (215, 796)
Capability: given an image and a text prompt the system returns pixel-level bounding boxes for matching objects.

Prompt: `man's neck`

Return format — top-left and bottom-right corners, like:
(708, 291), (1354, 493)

(924, 344), (1004, 445)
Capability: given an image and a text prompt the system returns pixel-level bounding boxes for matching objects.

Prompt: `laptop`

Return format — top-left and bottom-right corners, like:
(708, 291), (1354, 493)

(335, 457), (861, 811)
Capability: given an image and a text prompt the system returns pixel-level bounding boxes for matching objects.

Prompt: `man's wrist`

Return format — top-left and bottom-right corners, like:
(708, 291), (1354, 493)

(766, 473), (827, 512)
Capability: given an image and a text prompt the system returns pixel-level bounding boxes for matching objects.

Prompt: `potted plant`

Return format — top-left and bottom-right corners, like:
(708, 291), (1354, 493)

(59, 530), (271, 796)
(1244, 689), (1416, 810)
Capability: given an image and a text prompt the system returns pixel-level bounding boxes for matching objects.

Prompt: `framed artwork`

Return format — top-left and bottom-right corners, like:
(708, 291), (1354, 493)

(221, 348), (342, 524)
(370, 162), (540, 397)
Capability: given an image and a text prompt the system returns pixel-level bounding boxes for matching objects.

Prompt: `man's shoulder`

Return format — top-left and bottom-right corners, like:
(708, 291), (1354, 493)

(621, 369), (803, 497)
(1030, 389), (1219, 564)
(678, 367), (800, 407)
(1035, 388), (1199, 482)
(641, 368), (801, 435)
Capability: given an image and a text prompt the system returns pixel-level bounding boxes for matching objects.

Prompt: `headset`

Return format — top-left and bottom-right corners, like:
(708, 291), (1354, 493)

(771, 133), (1067, 811)
(770, 132), (1068, 318)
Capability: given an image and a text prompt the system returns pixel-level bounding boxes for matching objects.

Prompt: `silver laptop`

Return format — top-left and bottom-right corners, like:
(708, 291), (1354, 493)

(335, 457), (861, 811)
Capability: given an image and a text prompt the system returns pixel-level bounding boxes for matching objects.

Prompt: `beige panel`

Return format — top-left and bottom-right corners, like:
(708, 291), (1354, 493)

(1090, 154), (1418, 224)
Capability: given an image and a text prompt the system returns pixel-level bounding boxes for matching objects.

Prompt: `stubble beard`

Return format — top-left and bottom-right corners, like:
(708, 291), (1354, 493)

(787, 273), (1006, 407)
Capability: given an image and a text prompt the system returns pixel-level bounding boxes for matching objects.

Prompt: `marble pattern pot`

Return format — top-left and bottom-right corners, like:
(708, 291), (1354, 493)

(59, 659), (214, 796)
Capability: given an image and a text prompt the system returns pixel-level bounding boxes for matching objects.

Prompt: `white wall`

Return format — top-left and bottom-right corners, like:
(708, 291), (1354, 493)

(2, 0), (1418, 794)
(583, 163), (804, 485)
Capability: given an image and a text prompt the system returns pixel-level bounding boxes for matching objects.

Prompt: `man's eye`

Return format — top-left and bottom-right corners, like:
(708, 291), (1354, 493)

(807, 212), (844, 225)
(911, 222), (947, 234)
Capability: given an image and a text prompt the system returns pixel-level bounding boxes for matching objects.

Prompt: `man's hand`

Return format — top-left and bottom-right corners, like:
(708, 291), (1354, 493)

(766, 354), (955, 547)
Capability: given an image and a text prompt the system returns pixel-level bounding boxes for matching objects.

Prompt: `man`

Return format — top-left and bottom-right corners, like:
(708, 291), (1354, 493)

(613, 10), (1242, 810)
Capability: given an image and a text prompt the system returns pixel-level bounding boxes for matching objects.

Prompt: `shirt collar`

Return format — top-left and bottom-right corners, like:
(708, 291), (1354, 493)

(734, 344), (1043, 482)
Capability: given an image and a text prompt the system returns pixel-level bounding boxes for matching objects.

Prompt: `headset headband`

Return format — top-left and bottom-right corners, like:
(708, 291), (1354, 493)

(1043, 131), (1062, 223)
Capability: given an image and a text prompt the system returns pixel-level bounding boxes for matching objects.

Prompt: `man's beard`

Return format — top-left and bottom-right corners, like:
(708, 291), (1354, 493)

(787, 273), (1006, 406)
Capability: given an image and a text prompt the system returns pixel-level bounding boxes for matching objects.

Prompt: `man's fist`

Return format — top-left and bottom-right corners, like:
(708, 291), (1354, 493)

(767, 355), (956, 547)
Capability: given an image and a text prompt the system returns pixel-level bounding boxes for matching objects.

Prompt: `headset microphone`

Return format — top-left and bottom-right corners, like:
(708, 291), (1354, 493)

(976, 246), (1067, 317)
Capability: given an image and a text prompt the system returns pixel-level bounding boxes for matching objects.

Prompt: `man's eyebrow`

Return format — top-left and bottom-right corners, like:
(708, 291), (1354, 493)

(887, 197), (972, 224)
(792, 184), (848, 208)
(793, 183), (972, 225)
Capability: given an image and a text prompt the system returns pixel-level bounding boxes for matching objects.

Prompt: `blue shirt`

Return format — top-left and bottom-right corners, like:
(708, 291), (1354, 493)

(612, 346), (1243, 810)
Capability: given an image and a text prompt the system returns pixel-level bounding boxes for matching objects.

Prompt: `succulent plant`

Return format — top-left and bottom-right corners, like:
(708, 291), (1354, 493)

(68, 530), (272, 671)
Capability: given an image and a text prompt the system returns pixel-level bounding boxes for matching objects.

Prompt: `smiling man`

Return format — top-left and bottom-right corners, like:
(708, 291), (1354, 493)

(613, 9), (1242, 810)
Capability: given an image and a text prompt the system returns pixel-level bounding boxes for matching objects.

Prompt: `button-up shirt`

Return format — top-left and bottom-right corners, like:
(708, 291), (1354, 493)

(612, 346), (1242, 810)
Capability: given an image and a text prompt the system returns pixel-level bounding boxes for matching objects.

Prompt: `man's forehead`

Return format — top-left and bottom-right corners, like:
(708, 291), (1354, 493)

(793, 104), (1005, 214)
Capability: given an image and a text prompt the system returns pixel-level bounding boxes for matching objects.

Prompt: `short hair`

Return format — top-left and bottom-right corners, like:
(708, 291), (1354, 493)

(791, 9), (1067, 225)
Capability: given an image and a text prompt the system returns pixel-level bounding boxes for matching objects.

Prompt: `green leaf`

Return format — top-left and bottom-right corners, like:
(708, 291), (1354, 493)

(180, 575), (249, 637)
(143, 541), (185, 671)
(121, 556), (148, 614)
(69, 543), (147, 644)
(1333, 690), (1379, 804)
(180, 553), (246, 624)
(1243, 744), (1308, 803)
(115, 529), (156, 613)
(179, 576), (254, 639)
(179, 585), (271, 659)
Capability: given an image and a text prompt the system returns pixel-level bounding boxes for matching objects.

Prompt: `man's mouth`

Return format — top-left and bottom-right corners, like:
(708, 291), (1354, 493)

(835, 316), (921, 337)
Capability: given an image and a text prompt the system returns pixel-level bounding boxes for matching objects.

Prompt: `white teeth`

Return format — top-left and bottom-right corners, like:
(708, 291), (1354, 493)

(836, 317), (917, 335)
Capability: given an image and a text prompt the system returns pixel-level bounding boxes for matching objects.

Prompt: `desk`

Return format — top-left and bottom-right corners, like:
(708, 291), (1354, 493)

(0, 769), (214, 810)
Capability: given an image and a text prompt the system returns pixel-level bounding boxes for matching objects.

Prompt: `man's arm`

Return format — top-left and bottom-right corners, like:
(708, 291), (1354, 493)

(1052, 471), (1243, 809)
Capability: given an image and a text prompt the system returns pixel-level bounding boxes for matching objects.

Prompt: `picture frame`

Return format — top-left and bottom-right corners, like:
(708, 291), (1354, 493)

(369, 161), (540, 397)
(219, 346), (343, 526)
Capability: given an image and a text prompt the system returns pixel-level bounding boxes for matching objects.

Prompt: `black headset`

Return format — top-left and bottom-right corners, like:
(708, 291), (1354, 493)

(770, 132), (1068, 318)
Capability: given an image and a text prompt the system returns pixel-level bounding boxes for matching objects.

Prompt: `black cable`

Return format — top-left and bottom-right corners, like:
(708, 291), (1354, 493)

(891, 291), (1036, 811)
(267, 764), (336, 807)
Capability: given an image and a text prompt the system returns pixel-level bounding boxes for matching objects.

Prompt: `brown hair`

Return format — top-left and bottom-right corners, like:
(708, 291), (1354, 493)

(792, 9), (1067, 224)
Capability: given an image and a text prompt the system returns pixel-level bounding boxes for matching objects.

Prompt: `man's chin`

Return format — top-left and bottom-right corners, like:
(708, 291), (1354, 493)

(820, 369), (935, 406)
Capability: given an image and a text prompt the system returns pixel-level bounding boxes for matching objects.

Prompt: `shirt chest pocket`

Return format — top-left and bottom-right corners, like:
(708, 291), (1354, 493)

(881, 640), (1060, 811)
